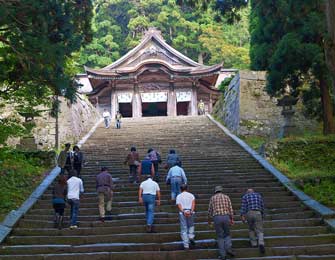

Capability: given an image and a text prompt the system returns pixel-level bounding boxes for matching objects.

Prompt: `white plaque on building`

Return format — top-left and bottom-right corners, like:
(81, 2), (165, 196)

(176, 91), (192, 102)
(141, 92), (168, 102)
(117, 93), (133, 103)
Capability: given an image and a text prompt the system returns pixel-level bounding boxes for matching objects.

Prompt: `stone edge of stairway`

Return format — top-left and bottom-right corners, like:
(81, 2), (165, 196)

(0, 118), (104, 244)
(207, 114), (335, 232)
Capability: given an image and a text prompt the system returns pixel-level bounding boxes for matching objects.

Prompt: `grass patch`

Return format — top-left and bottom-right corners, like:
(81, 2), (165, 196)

(0, 148), (54, 221)
(239, 135), (267, 150)
(242, 134), (335, 207)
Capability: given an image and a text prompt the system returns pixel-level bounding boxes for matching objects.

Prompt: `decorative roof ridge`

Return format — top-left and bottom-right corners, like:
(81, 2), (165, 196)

(99, 27), (202, 71)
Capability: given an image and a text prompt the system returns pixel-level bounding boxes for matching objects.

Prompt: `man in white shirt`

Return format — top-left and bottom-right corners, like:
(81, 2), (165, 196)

(176, 184), (196, 250)
(138, 175), (160, 233)
(67, 171), (84, 229)
(102, 109), (111, 128)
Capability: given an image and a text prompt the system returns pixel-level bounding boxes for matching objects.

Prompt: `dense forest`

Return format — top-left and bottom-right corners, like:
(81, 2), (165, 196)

(76, 0), (251, 70)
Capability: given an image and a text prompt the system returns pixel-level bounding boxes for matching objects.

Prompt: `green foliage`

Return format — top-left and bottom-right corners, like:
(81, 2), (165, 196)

(0, 0), (93, 143)
(0, 148), (53, 217)
(78, 0), (250, 69)
(218, 76), (234, 92)
(242, 133), (335, 206)
(249, 0), (335, 134)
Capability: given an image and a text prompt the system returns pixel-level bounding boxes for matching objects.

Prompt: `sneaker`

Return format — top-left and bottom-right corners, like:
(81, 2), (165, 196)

(259, 244), (266, 254)
(189, 239), (196, 246)
(70, 225), (78, 229)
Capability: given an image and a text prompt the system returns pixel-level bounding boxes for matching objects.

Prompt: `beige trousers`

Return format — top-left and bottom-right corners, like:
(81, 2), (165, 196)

(98, 191), (113, 218)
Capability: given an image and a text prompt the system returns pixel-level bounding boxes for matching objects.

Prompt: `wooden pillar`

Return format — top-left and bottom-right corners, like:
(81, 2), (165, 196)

(191, 81), (198, 116)
(168, 81), (176, 116)
(111, 81), (117, 119)
(132, 82), (142, 118)
(209, 93), (213, 113)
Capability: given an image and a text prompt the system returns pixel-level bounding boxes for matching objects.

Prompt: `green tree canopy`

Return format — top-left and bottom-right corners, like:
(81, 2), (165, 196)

(250, 0), (335, 134)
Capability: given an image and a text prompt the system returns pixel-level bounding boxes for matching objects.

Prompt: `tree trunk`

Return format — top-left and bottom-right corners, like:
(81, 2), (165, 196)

(320, 77), (335, 134)
(55, 95), (59, 150)
(325, 0), (335, 102)
(198, 52), (204, 64)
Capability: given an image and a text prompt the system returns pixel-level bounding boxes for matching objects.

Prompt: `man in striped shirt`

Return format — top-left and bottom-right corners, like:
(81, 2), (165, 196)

(240, 188), (265, 254)
(208, 186), (235, 260)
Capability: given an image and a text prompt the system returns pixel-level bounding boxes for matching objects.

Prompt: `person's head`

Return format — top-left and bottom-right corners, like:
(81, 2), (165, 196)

(73, 145), (80, 152)
(57, 175), (67, 186)
(101, 166), (108, 172)
(69, 169), (78, 178)
(148, 148), (153, 153)
(169, 149), (176, 154)
(180, 184), (188, 192)
(246, 188), (254, 194)
(64, 143), (71, 151)
(214, 185), (223, 194)
(131, 146), (136, 152)
(145, 174), (152, 180)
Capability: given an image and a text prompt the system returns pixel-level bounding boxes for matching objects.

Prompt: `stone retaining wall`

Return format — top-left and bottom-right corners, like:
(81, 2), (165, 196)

(214, 70), (319, 137)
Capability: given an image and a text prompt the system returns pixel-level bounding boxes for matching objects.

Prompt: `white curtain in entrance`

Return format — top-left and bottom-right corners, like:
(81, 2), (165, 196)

(141, 92), (167, 102)
(176, 91), (192, 102)
(117, 93), (133, 103)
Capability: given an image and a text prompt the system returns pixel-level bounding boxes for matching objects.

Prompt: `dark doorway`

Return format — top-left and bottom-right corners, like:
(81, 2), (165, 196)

(119, 103), (132, 117)
(142, 102), (167, 117)
(177, 102), (189, 116)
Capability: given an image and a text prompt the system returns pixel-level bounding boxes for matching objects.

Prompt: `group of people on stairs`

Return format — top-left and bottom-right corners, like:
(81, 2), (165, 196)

(54, 143), (266, 260)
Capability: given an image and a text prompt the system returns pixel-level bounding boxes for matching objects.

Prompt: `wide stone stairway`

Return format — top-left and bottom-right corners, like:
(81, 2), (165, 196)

(1, 116), (335, 259)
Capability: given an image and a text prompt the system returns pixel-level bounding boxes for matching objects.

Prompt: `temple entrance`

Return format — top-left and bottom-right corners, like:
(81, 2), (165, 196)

(118, 103), (132, 118)
(142, 102), (167, 117)
(177, 102), (189, 116)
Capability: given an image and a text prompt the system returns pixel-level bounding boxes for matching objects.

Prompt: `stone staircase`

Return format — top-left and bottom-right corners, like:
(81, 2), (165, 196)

(1, 116), (335, 260)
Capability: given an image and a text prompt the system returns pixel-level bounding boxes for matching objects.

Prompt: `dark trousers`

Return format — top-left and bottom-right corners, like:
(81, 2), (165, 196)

(152, 161), (159, 181)
(214, 215), (232, 258)
(73, 164), (82, 177)
(129, 165), (138, 183)
(53, 203), (65, 216)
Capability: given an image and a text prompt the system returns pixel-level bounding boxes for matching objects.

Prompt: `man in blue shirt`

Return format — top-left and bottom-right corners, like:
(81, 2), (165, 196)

(166, 164), (187, 203)
(240, 188), (265, 254)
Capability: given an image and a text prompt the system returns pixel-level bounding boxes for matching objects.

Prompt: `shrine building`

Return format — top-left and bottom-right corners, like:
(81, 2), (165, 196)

(80, 28), (222, 118)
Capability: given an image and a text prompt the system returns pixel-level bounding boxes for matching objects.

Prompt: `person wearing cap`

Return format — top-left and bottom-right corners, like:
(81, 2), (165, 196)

(240, 188), (265, 254)
(96, 167), (113, 222)
(138, 175), (161, 233)
(208, 186), (235, 260)
(176, 184), (196, 250)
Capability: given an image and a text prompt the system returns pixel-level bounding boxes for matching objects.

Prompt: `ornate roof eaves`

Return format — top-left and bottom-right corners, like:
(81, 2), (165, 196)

(101, 28), (201, 70)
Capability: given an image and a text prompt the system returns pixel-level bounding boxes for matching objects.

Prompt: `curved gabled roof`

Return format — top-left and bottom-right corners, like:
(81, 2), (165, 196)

(102, 28), (201, 70)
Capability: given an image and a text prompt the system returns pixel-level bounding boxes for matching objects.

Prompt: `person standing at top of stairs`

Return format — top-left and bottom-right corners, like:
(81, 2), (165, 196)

(102, 109), (111, 128)
(115, 111), (122, 129)
(240, 188), (266, 254)
(96, 167), (113, 222)
(57, 143), (72, 176)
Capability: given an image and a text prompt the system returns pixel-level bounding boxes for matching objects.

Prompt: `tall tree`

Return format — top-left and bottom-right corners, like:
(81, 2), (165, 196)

(0, 0), (93, 146)
(250, 0), (335, 134)
(325, 0), (335, 101)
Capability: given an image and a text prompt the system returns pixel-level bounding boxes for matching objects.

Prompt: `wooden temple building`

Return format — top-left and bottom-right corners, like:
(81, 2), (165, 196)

(81, 28), (222, 118)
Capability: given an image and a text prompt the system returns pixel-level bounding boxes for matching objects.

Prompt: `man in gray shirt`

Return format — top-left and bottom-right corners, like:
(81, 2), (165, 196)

(96, 167), (113, 222)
